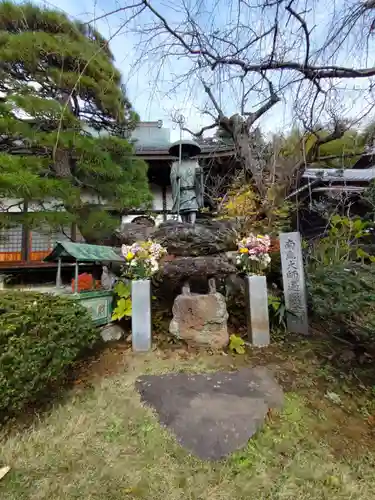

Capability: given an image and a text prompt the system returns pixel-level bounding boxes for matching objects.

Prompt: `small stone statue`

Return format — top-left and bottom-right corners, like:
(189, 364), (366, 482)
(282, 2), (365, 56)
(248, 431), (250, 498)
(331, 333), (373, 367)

(169, 140), (204, 224)
(101, 265), (116, 290)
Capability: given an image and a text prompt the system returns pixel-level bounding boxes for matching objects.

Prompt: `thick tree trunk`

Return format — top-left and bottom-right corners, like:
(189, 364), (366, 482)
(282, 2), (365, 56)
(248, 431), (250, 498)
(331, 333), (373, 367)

(53, 149), (72, 178)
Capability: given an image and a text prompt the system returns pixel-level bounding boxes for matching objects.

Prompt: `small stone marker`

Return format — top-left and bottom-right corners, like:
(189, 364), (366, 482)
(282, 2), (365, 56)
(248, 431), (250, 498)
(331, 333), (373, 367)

(280, 231), (308, 334)
(245, 275), (270, 346)
(131, 279), (152, 351)
(169, 279), (229, 348)
(100, 323), (124, 342)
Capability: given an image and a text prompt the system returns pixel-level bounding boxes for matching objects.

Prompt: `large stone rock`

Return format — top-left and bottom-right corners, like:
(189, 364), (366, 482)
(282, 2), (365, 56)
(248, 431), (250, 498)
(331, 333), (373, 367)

(114, 219), (240, 256)
(161, 254), (236, 282)
(169, 285), (229, 348)
(114, 223), (154, 246)
(153, 219), (239, 256)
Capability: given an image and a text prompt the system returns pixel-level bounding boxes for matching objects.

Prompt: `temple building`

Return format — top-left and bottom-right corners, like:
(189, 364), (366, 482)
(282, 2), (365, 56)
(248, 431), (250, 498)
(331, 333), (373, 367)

(0, 121), (235, 270)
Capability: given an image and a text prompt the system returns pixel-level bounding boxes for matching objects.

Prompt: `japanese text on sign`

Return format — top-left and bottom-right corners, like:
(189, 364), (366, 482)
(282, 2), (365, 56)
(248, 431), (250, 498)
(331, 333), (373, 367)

(280, 232), (308, 334)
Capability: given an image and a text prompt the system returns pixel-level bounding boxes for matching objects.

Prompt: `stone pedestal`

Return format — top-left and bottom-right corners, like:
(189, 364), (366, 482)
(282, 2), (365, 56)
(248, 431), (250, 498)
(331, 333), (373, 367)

(169, 280), (229, 348)
(131, 279), (152, 352)
(245, 275), (270, 347)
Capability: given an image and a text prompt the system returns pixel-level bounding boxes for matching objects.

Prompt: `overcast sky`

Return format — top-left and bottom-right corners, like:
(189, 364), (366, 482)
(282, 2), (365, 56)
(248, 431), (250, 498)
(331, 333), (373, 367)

(34, 0), (217, 141)
(30, 0), (375, 140)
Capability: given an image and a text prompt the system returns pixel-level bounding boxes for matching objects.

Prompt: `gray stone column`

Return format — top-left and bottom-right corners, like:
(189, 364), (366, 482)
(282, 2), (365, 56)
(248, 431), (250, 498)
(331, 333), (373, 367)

(245, 275), (270, 347)
(131, 279), (152, 351)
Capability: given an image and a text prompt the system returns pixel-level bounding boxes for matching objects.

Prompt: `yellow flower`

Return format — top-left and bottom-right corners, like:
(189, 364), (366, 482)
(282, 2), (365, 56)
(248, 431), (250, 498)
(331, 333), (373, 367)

(126, 251), (135, 261)
(239, 247), (248, 253)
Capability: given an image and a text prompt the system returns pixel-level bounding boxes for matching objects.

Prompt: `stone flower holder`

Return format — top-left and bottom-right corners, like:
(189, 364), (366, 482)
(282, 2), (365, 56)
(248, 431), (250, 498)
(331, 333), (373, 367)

(131, 279), (152, 352)
(244, 275), (270, 347)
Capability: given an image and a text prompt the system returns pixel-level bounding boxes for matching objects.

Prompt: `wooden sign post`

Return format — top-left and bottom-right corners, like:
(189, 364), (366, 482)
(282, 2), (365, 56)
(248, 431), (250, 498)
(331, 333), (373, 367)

(280, 232), (309, 335)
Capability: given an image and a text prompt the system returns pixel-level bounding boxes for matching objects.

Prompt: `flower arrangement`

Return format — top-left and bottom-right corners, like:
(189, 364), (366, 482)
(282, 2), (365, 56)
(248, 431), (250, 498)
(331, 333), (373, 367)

(236, 233), (271, 275)
(121, 240), (167, 280)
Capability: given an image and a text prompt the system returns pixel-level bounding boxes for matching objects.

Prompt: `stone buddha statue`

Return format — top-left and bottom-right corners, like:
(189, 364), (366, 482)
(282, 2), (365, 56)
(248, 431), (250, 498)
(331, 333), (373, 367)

(169, 140), (204, 224)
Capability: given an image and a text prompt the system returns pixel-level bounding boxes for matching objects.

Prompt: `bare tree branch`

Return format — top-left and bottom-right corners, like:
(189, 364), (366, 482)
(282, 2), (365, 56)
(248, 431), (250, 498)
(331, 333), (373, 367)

(244, 76), (280, 126)
(95, 0), (375, 211)
(285, 1), (311, 68)
(85, 3), (144, 25)
(202, 82), (224, 118)
(182, 122), (218, 137)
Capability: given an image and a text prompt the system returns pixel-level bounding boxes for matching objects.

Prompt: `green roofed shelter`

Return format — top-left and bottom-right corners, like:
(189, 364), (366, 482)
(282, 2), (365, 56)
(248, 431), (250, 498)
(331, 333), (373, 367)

(44, 241), (123, 263)
(44, 241), (123, 298)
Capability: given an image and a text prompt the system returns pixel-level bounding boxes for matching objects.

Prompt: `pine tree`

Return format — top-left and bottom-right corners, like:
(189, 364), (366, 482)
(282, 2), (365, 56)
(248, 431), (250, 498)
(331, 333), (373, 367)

(0, 1), (151, 241)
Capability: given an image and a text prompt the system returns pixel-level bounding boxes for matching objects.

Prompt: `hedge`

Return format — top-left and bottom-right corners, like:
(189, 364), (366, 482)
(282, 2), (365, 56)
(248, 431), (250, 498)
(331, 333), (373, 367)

(306, 263), (375, 340)
(0, 291), (98, 419)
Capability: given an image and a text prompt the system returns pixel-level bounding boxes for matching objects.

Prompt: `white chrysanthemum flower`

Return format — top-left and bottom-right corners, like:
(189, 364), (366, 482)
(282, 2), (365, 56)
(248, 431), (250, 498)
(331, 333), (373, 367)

(121, 244), (130, 258)
(264, 254), (271, 264)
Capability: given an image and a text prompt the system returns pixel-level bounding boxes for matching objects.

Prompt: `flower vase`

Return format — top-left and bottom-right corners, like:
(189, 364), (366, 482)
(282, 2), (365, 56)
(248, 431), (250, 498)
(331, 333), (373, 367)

(131, 279), (152, 351)
(244, 274), (270, 347)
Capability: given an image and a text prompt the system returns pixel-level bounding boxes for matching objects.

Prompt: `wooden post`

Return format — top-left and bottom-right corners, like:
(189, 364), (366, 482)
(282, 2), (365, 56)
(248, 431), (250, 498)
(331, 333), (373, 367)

(71, 222), (77, 242)
(74, 261), (79, 294)
(56, 258), (62, 288)
(162, 185), (167, 222)
(21, 200), (29, 262)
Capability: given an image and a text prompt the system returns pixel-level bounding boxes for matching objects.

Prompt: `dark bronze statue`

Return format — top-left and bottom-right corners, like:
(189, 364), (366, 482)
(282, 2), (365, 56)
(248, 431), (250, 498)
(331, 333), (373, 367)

(169, 140), (204, 224)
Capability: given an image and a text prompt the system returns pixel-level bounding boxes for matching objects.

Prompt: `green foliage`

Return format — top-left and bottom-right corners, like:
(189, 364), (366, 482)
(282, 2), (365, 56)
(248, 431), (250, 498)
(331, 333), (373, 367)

(0, 1), (151, 238)
(228, 334), (245, 354)
(279, 126), (364, 168)
(308, 215), (375, 266)
(268, 293), (288, 331)
(363, 180), (375, 218)
(112, 281), (132, 321)
(220, 183), (292, 236)
(360, 120), (375, 148)
(307, 263), (375, 318)
(0, 291), (98, 418)
(307, 263), (375, 339)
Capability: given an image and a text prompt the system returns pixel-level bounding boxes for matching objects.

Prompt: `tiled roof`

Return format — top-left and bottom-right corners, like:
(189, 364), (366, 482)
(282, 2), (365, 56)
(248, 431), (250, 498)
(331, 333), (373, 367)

(135, 143), (235, 158)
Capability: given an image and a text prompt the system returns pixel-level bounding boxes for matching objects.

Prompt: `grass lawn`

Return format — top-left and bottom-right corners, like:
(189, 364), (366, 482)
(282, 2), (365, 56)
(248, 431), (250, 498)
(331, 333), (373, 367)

(1, 336), (375, 499)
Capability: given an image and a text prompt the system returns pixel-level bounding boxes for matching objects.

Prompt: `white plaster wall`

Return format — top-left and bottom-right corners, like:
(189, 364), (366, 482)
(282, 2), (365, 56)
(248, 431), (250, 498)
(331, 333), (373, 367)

(1, 194), (102, 212)
(2, 184), (175, 227)
(121, 184), (178, 226)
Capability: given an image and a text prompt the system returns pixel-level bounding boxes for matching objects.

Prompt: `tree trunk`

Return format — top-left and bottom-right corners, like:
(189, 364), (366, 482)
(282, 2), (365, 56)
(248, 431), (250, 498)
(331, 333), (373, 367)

(53, 149), (72, 178)
(233, 129), (267, 197)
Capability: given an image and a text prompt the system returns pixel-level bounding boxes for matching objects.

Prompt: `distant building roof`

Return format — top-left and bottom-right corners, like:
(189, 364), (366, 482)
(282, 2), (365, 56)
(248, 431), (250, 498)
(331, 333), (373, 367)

(303, 168), (375, 182)
(132, 121), (235, 159)
(135, 143), (235, 160)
